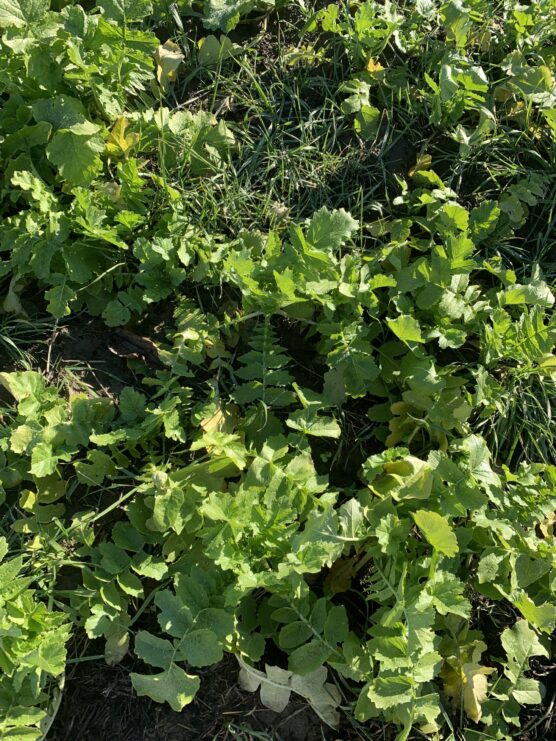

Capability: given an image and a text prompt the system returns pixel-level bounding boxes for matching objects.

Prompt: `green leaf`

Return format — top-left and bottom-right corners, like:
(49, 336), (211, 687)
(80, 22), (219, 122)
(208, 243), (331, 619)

(324, 605), (349, 646)
(131, 663), (200, 711)
(458, 435), (501, 487)
(32, 96), (94, 131)
(512, 593), (556, 634)
(181, 628), (222, 667)
(30, 442), (58, 478)
(286, 409), (341, 438)
(304, 207), (358, 251)
(198, 34), (235, 66)
(469, 201), (500, 242)
(97, 0), (152, 22)
(45, 284), (75, 318)
(46, 131), (103, 186)
(288, 640), (332, 675)
(354, 105), (380, 140)
(202, 0), (257, 32)
(134, 631), (175, 669)
(412, 510), (459, 557)
(501, 619), (548, 691)
(98, 542), (132, 574)
(387, 315), (424, 343)
(0, 0), (48, 27)
(75, 450), (116, 486)
(279, 622), (314, 650)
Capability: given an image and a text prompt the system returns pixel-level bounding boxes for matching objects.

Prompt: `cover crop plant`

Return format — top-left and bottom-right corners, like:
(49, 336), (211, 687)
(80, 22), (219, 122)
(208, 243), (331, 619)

(0, 0), (555, 739)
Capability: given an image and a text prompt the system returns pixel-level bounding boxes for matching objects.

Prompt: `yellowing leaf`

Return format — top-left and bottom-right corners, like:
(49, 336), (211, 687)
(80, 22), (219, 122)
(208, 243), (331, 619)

(155, 40), (185, 92)
(106, 117), (139, 159)
(366, 57), (384, 73)
(409, 153), (432, 177)
(412, 509), (459, 557)
(200, 401), (239, 434)
(197, 34), (235, 66)
(441, 660), (494, 722)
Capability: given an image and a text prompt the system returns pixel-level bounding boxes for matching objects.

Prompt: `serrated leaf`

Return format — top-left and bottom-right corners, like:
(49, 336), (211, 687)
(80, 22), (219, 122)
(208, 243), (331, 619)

(304, 206), (358, 251)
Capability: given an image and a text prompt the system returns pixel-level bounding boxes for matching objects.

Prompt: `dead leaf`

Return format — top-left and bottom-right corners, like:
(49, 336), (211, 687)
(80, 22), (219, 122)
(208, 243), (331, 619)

(238, 659), (341, 728)
(155, 40), (185, 92)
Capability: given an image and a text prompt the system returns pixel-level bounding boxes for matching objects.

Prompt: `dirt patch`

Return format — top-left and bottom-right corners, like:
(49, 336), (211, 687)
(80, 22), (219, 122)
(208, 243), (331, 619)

(49, 653), (347, 741)
(45, 316), (138, 397)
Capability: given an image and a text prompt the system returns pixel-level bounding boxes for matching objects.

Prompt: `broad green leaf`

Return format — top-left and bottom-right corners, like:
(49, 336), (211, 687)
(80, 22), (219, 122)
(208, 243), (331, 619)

(46, 131), (103, 186)
(131, 663), (200, 711)
(202, 0), (258, 32)
(75, 450), (116, 486)
(387, 315), (424, 343)
(469, 201), (500, 242)
(0, 0), (48, 27)
(458, 435), (501, 487)
(279, 622), (314, 650)
(98, 542), (131, 574)
(372, 456), (433, 501)
(30, 442), (58, 478)
(286, 409), (341, 438)
(181, 628), (222, 666)
(354, 105), (380, 140)
(501, 619), (548, 688)
(412, 510), (459, 557)
(134, 631), (174, 669)
(45, 284), (75, 318)
(198, 34), (235, 66)
(324, 605), (349, 646)
(288, 639), (332, 676)
(500, 281), (554, 307)
(511, 593), (556, 634)
(97, 0), (152, 22)
(32, 96), (93, 130)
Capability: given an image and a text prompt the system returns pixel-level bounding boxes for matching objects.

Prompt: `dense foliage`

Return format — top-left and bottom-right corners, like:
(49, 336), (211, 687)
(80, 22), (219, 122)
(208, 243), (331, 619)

(1, 0), (555, 739)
